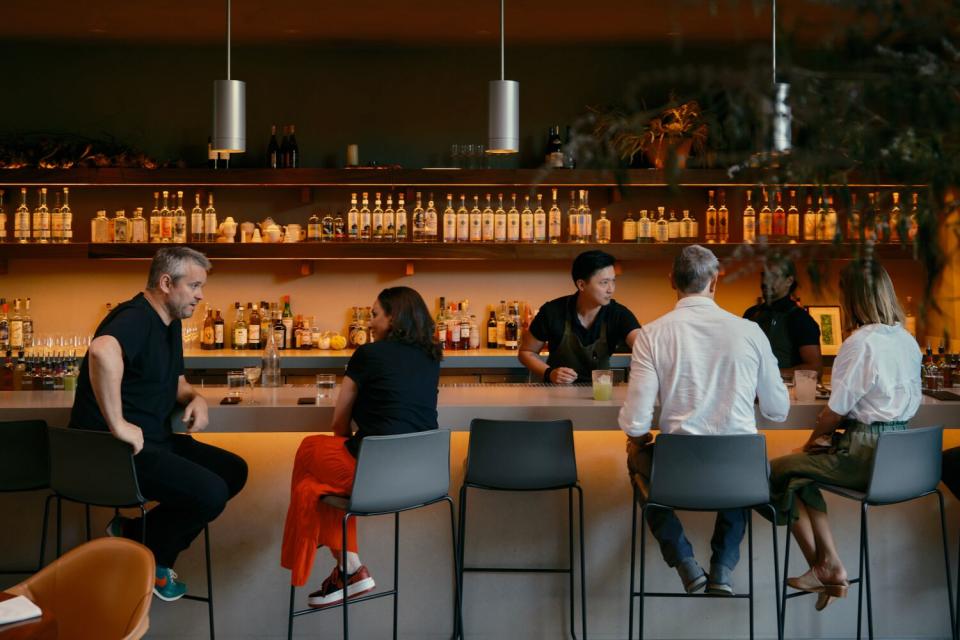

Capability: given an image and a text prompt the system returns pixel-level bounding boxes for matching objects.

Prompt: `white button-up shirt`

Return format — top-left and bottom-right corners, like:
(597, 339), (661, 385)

(618, 296), (790, 437)
(828, 322), (921, 424)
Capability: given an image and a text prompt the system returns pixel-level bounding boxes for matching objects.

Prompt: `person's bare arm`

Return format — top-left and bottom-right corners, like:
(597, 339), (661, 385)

(177, 375), (209, 433)
(780, 345), (824, 379)
(87, 335), (144, 454)
(625, 327), (642, 348)
(804, 405), (844, 451)
(518, 331), (576, 384)
(330, 376), (359, 438)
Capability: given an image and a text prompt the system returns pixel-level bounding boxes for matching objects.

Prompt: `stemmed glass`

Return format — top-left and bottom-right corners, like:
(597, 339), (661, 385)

(243, 366), (262, 404)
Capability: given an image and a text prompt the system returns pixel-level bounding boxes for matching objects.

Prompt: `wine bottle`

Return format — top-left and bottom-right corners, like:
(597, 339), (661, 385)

(267, 125), (280, 169)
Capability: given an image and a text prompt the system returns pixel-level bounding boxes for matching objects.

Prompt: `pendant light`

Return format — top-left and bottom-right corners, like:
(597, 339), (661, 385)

(212, 0), (246, 153)
(487, 0), (519, 154)
(771, 0), (791, 153)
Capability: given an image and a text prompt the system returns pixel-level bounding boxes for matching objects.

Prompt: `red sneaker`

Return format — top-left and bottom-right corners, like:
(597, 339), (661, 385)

(307, 565), (376, 608)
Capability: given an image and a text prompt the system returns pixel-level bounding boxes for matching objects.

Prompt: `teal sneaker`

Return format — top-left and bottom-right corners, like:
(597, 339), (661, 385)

(154, 566), (188, 601)
(104, 515), (132, 539)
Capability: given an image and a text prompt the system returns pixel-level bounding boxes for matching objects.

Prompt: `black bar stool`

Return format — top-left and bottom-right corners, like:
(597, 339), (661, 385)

(287, 429), (458, 640)
(48, 427), (216, 639)
(628, 433), (781, 640)
(0, 419), (52, 576)
(457, 418), (586, 640)
(781, 425), (955, 640)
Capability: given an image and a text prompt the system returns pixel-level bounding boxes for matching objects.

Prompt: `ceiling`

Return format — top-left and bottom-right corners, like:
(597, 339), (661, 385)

(2, 1), (847, 45)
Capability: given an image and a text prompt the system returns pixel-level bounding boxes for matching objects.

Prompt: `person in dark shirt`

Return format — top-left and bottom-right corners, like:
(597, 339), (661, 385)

(520, 250), (641, 384)
(70, 247), (247, 602)
(282, 286), (441, 608)
(743, 257), (822, 378)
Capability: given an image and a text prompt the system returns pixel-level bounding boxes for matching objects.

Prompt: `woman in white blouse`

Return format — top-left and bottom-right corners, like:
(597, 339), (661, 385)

(768, 259), (921, 611)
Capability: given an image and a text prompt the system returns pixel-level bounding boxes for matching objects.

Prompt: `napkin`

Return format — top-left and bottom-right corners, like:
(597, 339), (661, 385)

(0, 595), (42, 625)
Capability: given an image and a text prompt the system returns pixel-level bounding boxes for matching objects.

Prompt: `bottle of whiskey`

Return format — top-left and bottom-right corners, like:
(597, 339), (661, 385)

(486, 310), (498, 349)
(372, 193), (384, 241)
(520, 195), (534, 242)
(654, 206), (669, 243)
(667, 209), (680, 242)
(567, 190), (580, 243)
(717, 190), (729, 243)
(411, 192), (425, 242)
(680, 209), (695, 240)
(494, 193), (507, 242)
(456, 195), (470, 242)
(425, 193), (438, 241)
(815, 196), (827, 241)
(705, 189), (717, 243)
(577, 190), (593, 243)
(282, 296), (294, 350)
(470, 195), (483, 242)
(22, 298), (32, 349)
(757, 189), (772, 239)
(383, 194), (396, 241)
(481, 194), (495, 242)
(772, 190), (786, 241)
(307, 211), (322, 242)
(91, 210), (109, 243)
(533, 193), (546, 243)
(825, 195), (839, 241)
(504, 304), (519, 350)
(637, 210), (652, 243)
(548, 188), (562, 244)
(787, 190), (800, 242)
(113, 210), (131, 243)
(173, 191), (187, 243)
(35, 188), (50, 244)
(149, 192), (161, 242)
(14, 188), (30, 244)
(191, 194), (204, 242)
(595, 209), (611, 243)
(214, 309), (225, 349)
(742, 190), (756, 244)
(442, 194), (457, 243)
(247, 303), (261, 349)
(260, 301), (272, 347)
(204, 194), (218, 242)
(359, 192), (372, 240)
(9, 300), (23, 351)
(232, 302), (248, 350)
(803, 194), (817, 241)
(60, 187), (73, 243)
(507, 194), (521, 242)
(50, 191), (63, 243)
(160, 190), (173, 242)
(395, 194), (408, 241)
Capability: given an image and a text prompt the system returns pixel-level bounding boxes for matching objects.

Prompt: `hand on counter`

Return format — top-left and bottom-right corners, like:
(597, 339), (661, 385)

(183, 395), (210, 433)
(114, 420), (145, 455)
(550, 367), (579, 385)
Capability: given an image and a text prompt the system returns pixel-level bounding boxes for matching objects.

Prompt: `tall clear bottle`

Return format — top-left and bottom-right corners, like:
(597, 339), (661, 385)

(825, 195), (839, 241)
(9, 300), (23, 351)
(548, 188), (562, 243)
(577, 190), (592, 243)
(372, 192), (384, 241)
(359, 192), (372, 240)
(815, 196), (827, 241)
(567, 190), (580, 243)
(520, 195), (534, 242)
(494, 193), (507, 242)
(679, 209), (695, 240)
(742, 190), (756, 244)
(61, 187), (73, 243)
(347, 193), (360, 241)
(507, 194), (521, 242)
(22, 298), (33, 349)
(480, 194), (495, 241)
(717, 190), (729, 243)
(50, 191), (63, 243)
(425, 193), (438, 241)
(533, 193), (546, 243)
(160, 190), (173, 242)
(173, 191), (187, 243)
(204, 194), (218, 242)
(15, 188), (30, 244)
(456, 195), (470, 242)
(261, 328), (282, 387)
(667, 208), (680, 242)
(35, 188), (50, 244)
(150, 191), (161, 242)
(0, 189), (6, 243)
(469, 195), (482, 242)
(191, 194), (204, 242)
(383, 194), (396, 241)
(443, 194), (457, 243)
(705, 189), (717, 243)
(654, 206), (669, 243)
(395, 194), (407, 241)
(410, 192), (425, 242)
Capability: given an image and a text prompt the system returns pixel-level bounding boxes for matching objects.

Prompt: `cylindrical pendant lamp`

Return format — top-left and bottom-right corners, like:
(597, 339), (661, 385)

(211, 0), (246, 153)
(486, 0), (519, 154)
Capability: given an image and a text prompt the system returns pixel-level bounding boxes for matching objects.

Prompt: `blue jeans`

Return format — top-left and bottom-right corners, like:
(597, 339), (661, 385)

(627, 439), (747, 570)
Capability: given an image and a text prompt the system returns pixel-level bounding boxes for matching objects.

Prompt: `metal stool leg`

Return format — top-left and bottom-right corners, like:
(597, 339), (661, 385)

(445, 496), (460, 640)
(204, 525), (215, 639)
(747, 511), (754, 640)
(638, 504), (648, 640)
(392, 511), (399, 640)
(862, 503), (873, 640)
(764, 506), (782, 640)
(628, 489), (638, 640)
(780, 522), (792, 640)
(342, 514), (351, 640)
(936, 491), (957, 640)
(456, 485), (468, 639)
(567, 488), (576, 640)
(287, 584), (296, 640)
(576, 485), (587, 640)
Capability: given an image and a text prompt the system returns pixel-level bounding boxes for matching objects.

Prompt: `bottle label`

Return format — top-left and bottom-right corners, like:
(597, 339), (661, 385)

(488, 327), (497, 345)
(10, 322), (23, 348)
(234, 328), (247, 348)
(249, 324), (260, 344)
(214, 325), (224, 344)
(743, 217), (756, 243)
(444, 216), (457, 241)
(203, 326), (215, 345)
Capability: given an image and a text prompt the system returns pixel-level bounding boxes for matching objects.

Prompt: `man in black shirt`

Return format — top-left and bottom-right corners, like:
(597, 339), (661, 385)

(520, 250), (641, 384)
(743, 257), (822, 378)
(70, 247), (247, 602)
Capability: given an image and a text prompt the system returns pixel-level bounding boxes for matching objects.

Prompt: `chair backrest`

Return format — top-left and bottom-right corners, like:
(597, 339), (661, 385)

(8, 537), (154, 640)
(866, 425), (943, 504)
(0, 419), (49, 492)
(48, 428), (145, 507)
(465, 419), (577, 490)
(348, 429), (451, 514)
(649, 433), (770, 510)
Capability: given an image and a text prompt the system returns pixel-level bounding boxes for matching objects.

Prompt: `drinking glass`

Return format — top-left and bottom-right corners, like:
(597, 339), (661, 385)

(592, 369), (613, 401)
(243, 366), (262, 404)
(227, 370), (246, 399)
(465, 144), (476, 169)
(316, 373), (336, 401)
(794, 369), (818, 402)
(450, 144), (462, 168)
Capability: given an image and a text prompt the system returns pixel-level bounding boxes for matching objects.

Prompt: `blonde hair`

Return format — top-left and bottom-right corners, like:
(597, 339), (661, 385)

(838, 260), (905, 332)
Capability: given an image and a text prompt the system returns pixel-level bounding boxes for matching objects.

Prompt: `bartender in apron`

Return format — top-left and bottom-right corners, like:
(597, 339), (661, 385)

(520, 250), (642, 384)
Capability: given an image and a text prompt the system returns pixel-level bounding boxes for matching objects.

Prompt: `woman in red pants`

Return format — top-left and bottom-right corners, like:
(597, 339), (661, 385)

(281, 286), (442, 607)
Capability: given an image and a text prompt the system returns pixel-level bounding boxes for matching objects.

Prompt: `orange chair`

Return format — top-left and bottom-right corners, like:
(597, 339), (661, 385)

(7, 537), (154, 640)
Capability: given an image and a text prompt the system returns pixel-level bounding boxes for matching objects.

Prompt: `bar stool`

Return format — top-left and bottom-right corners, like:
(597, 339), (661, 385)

(286, 430), (458, 640)
(628, 433), (781, 640)
(48, 427), (216, 639)
(457, 418), (586, 640)
(0, 419), (52, 575)
(780, 425), (955, 640)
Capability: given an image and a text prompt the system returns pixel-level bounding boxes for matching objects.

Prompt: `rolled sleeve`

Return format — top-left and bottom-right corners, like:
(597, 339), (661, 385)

(754, 328), (790, 422)
(618, 329), (659, 437)
(828, 339), (872, 416)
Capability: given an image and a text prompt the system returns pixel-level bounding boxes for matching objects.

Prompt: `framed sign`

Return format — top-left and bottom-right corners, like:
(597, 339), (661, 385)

(807, 305), (843, 356)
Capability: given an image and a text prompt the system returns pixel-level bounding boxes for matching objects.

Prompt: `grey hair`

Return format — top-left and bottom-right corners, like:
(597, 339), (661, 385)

(147, 247), (211, 289)
(672, 245), (719, 293)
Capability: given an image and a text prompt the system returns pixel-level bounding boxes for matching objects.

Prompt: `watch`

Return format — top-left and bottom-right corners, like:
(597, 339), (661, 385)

(543, 367), (555, 383)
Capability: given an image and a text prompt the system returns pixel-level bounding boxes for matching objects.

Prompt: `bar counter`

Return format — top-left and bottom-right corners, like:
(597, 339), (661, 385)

(2, 385), (957, 431)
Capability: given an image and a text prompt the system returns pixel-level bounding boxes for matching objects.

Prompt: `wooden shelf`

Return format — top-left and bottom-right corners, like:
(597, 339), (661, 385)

(0, 241), (920, 262)
(0, 168), (921, 188)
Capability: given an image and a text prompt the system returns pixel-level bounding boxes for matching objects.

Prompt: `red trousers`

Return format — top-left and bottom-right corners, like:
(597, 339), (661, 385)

(281, 435), (358, 587)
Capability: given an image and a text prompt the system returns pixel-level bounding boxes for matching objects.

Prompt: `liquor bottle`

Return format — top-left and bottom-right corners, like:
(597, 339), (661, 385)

(0, 190), (7, 243)
(637, 209), (652, 243)
(757, 189), (772, 239)
(864, 191), (878, 242)
(596, 209), (611, 243)
(654, 206), (669, 243)
(9, 300), (22, 351)
(577, 190), (593, 243)
(520, 195), (534, 242)
(889, 191), (902, 243)
(507, 194), (521, 242)
(567, 190), (580, 243)
(160, 190), (173, 242)
(288, 125), (299, 168)
(200, 308), (214, 350)
(908, 192), (920, 241)
(435, 298), (447, 346)
(425, 193), (438, 241)
(91, 210), (109, 243)
(22, 298), (32, 348)
(248, 303), (262, 349)
(548, 188), (562, 243)
(33, 188), (49, 243)
(298, 315), (313, 350)
(173, 191), (187, 243)
(786, 189), (800, 242)
(545, 125), (564, 168)
(213, 309), (225, 349)
(273, 305), (287, 351)
(232, 302), (247, 350)
(348, 193), (360, 241)
(825, 195), (839, 241)
(267, 125), (280, 169)
(504, 304), (519, 350)
(667, 209), (680, 242)
(50, 191), (63, 243)
(496, 300), (507, 347)
(308, 211), (322, 241)
(456, 195), (470, 242)
(802, 194), (817, 241)
(260, 301), (272, 347)
(372, 192), (384, 241)
(486, 310), (498, 349)
(59, 187), (73, 243)
(705, 189), (717, 243)
(846, 193), (861, 242)
(742, 190), (756, 243)
(149, 191), (160, 242)
(815, 196), (827, 241)
(411, 192), (425, 242)
(494, 193), (508, 242)
(717, 190), (729, 243)
(383, 194), (396, 241)
(480, 193), (495, 242)
(261, 328), (282, 387)
(279, 126), (290, 168)
(204, 194), (218, 242)
(333, 213), (345, 241)
(446, 304), (461, 351)
(442, 194), (457, 243)
(282, 296), (294, 350)
(190, 193), (204, 242)
(680, 209), (695, 240)
(469, 195), (482, 242)
(113, 210), (130, 243)
(459, 302), (472, 349)
(359, 192), (372, 240)
(533, 193), (546, 243)
(14, 188), (30, 244)
(772, 190), (786, 241)
(395, 194), (408, 241)
(0, 304), (8, 351)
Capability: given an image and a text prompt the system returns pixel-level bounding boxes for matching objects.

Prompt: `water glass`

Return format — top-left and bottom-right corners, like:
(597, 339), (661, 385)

(227, 370), (246, 399)
(592, 369), (613, 401)
(316, 373), (336, 401)
(794, 369), (818, 402)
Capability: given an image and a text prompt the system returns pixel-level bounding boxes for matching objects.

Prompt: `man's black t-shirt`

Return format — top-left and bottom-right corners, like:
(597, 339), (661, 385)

(344, 340), (440, 457)
(743, 295), (821, 368)
(528, 294), (641, 354)
(70, 293), (184, 444)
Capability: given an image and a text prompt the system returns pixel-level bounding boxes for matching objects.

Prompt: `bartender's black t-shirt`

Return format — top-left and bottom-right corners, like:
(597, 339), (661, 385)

(529, 294), (641, 353)
(344, 340), (440, 457)
(70, 293), (184, 444)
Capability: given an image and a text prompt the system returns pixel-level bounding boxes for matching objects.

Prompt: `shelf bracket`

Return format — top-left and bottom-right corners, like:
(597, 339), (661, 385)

(299, 260), (314, 276)
(300, 187), (312, 204)
(405, 261), (415, 276)
(0, 259), (6, 275)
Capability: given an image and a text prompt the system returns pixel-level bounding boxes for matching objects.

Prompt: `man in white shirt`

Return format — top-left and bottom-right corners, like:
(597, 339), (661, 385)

(619, 245), (789, 595)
